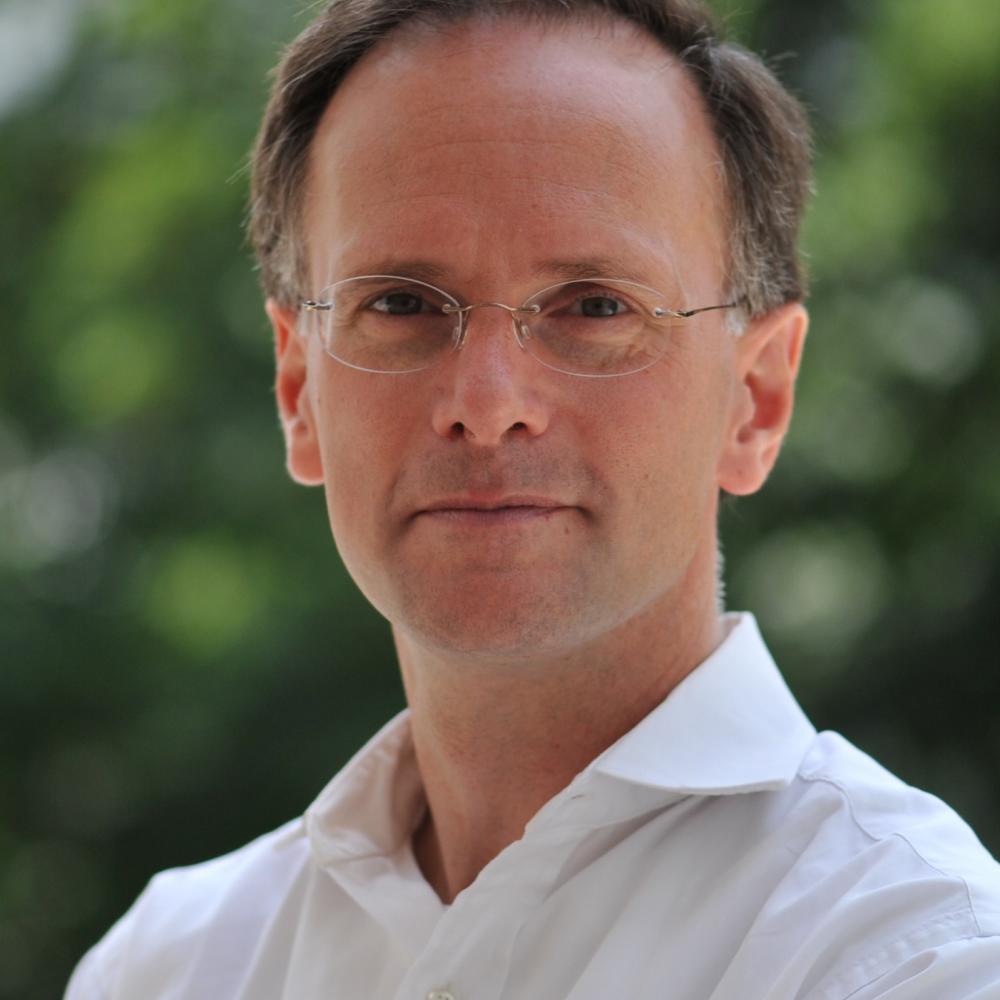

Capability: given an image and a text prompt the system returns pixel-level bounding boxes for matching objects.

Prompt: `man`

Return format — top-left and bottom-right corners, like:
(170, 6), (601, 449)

(66, 0), (1000, 997)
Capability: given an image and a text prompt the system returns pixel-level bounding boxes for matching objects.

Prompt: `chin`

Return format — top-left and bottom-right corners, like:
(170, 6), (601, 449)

(387, 578), (630, 664)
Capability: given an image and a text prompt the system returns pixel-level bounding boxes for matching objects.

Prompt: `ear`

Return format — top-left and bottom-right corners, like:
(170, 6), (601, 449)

(717, 301), (808, 496)
(266, 298), (324, 486)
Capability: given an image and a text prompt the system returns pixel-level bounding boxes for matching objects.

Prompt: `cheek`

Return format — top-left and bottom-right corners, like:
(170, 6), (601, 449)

(311, 372), (411, 525)
(600, 350), (731, 511)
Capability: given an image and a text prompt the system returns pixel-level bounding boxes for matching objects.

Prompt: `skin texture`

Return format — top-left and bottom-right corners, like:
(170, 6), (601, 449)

(267, 15), (808, 902)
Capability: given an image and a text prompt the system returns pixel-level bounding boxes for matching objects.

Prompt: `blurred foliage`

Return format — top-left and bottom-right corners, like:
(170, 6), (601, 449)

(0, 0), (997, 996)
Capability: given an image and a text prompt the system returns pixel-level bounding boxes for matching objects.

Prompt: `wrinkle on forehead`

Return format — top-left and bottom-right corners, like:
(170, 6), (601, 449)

(314, 94), (661, 196)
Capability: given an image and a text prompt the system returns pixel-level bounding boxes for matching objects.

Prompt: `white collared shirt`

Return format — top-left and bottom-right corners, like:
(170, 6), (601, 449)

(66, 614), (1000, 999)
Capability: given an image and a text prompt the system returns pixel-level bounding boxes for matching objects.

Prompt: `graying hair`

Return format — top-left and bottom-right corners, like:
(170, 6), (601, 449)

(249, 0), (813, 319)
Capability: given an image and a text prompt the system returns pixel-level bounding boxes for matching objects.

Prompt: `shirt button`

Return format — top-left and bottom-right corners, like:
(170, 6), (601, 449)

(427, 992), (455, 1000)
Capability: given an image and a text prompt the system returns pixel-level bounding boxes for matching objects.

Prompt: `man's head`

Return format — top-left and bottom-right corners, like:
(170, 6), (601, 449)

(251, 0), (812, 661)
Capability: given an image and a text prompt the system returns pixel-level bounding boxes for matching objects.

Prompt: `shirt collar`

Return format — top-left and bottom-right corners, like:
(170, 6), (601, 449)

(306, 708), (422, 866)
(306, 611), (816, 868)
(590, 612), (816, 795)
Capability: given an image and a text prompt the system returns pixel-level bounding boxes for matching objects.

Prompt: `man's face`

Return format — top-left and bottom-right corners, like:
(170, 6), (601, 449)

(272, 17), (800, 659)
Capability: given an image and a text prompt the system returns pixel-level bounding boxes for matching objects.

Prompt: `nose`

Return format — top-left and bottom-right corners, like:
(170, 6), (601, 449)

(430, 305), (552, 445)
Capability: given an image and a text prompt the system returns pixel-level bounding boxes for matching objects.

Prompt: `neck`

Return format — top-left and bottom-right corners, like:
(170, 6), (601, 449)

(394, 539), (724, 903)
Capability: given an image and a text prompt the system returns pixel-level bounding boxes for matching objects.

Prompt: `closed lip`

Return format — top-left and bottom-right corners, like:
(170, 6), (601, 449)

(415, 495), (574, 516)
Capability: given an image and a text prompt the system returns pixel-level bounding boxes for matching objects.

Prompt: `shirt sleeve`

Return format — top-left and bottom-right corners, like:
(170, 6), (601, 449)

(827, 934), (1000, 1000)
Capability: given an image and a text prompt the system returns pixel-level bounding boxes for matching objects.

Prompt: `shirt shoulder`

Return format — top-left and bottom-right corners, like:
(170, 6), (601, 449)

(65, 817), (312, 1000)
(797, 731), (1000, 931)
(768, 731), (1000, 997)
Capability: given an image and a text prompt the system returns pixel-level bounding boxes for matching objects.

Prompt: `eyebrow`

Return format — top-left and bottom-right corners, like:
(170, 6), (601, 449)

(343, 258), (450, 284)
(533, 256), (655, 282)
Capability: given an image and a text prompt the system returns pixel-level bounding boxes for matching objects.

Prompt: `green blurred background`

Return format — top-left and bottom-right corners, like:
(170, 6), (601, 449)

(1, 0), (997, 995)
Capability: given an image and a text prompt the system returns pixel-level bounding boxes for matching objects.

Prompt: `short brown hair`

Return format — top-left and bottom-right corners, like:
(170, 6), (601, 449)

(248, 0), (812, 318)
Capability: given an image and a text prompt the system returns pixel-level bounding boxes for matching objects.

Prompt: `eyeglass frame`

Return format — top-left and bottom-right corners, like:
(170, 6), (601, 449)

(300, 273), (740, 378)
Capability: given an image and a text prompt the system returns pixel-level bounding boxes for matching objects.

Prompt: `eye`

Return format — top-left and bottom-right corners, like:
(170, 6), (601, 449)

(369, 290), (432, 315)
(572, 294), (629, 318)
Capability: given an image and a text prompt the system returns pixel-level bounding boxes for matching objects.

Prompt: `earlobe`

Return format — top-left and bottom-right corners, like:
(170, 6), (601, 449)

(717, 302), (808, 497)
(266, 298), (325, 486)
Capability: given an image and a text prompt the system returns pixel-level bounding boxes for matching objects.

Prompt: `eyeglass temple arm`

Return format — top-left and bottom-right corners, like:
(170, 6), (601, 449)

(668, 302), (740, 319)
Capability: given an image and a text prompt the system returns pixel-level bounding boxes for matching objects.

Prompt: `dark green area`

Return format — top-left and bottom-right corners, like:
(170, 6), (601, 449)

(1, 1), (997, 996)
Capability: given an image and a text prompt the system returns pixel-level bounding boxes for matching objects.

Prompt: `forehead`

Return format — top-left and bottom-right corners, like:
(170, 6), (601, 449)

(303, 15), (727, 295)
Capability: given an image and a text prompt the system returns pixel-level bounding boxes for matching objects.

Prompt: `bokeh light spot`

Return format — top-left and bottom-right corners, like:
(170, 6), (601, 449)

(142, 535), (271, 657)
(735, 522), (890, 659)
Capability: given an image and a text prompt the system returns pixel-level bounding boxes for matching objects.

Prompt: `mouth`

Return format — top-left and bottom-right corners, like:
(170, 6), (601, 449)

(414, 495), (576, 524)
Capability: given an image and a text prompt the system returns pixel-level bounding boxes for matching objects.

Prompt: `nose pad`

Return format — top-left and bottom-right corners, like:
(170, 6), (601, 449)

(453, 303), (531, 357)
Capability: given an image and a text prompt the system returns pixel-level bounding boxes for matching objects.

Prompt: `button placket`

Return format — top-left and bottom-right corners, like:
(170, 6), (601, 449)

(400, 811), (597, 1000)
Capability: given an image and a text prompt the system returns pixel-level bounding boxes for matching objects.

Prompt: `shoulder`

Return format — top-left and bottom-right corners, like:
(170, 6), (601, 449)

(794, 730), (1000, 928)
(65, 818), (312, 999)
(763, 731), (1000, 997)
